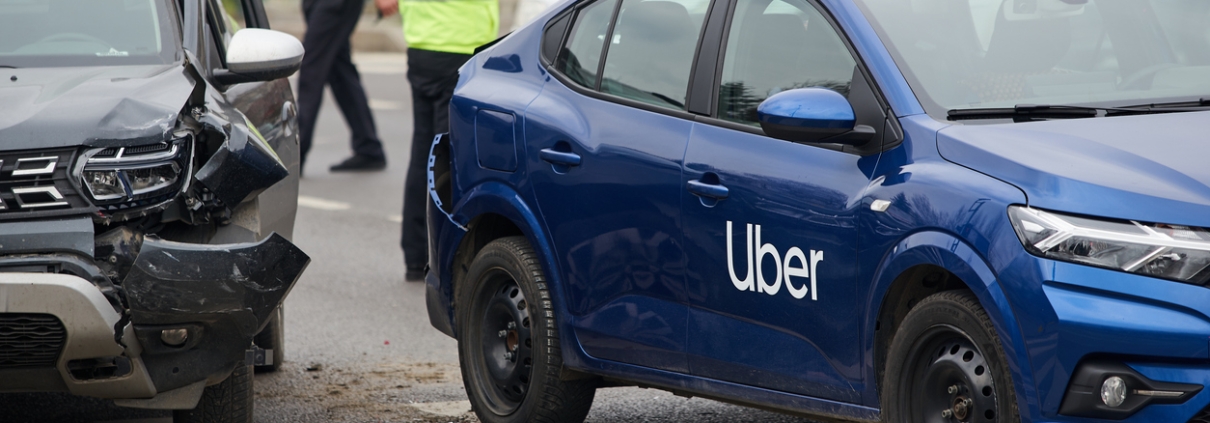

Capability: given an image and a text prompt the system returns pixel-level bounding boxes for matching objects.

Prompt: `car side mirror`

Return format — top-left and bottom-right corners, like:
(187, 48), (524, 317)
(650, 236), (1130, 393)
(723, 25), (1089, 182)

(757, 87), (876, 145)
(214, 29), (305, 85)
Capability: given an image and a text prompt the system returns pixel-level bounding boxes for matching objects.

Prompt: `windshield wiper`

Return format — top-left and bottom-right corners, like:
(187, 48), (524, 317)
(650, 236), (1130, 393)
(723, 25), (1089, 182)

(1114, 98), (1210, 111)
(948, 103), (1199, 122)
(948, 105), (1100, 122)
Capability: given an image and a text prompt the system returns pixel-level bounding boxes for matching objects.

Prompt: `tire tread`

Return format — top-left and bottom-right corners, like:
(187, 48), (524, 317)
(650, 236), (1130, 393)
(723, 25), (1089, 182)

(173, 361), (254, 423)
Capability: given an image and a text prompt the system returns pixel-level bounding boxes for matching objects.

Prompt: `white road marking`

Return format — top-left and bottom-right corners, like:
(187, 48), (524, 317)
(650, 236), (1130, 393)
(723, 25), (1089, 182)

(387, 215), (403, 223)
(412, 400), (472, 417)
(298, 195), (352, 211)
(369, 99), (403, 110)
(353, 52), (408, 75)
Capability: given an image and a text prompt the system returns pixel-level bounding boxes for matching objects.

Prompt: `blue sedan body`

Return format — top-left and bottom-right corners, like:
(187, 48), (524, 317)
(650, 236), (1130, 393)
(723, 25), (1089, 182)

(424, 0), (1210, 421)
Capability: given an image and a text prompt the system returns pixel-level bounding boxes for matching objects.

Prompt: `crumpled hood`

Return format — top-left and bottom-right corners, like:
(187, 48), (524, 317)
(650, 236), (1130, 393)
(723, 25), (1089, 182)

(0, 64), (195, 149)
(938, 111), (1210, 227)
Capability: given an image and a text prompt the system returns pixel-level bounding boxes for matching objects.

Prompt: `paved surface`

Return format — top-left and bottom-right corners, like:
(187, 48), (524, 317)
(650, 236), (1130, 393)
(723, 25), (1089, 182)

(0, 4), (823, 422)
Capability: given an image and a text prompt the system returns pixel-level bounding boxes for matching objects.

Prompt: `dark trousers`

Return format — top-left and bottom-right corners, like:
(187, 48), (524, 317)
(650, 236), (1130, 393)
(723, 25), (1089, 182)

(297, 0), (385, 166)
(401, 49), (472, 271)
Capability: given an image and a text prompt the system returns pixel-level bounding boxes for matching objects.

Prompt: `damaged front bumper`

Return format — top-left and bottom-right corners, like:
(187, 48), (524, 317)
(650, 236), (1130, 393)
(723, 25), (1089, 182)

(0, 230), (308, 409)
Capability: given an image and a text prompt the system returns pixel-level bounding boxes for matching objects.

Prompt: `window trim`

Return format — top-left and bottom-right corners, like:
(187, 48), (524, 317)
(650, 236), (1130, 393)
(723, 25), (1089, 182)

(686, 0), (732, 115)
(544, 0), (720, 121)
(204, 0), (228, 69)
(240, 0), (270, 29)
(540, 9), (573, 66)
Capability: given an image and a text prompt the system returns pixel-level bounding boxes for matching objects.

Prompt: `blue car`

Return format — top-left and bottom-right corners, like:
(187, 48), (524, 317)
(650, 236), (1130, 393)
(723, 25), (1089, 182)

(424, 0), (1210, 421)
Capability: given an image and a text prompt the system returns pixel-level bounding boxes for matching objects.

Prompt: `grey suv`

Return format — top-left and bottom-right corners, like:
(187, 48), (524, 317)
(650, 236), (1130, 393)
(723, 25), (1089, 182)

(0, 0), (308, 421)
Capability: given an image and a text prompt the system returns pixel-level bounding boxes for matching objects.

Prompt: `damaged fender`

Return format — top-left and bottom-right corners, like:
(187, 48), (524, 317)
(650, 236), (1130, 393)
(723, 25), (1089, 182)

(192, 111), (290, 209)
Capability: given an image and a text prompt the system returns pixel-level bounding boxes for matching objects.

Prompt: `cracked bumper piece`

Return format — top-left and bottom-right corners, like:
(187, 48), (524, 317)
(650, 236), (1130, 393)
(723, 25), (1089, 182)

(121, 232), (309, 396)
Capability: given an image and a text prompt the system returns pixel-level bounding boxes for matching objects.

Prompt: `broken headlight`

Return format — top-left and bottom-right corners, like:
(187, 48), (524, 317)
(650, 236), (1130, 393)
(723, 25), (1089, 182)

(1008, 206), (1210, 284)
(78, 137), (192, 210)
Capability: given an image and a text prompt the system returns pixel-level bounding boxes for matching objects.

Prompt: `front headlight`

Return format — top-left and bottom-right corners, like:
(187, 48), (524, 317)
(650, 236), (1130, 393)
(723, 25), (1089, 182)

(1008, 206), (1210, 284)
(80, 137), (191, 209)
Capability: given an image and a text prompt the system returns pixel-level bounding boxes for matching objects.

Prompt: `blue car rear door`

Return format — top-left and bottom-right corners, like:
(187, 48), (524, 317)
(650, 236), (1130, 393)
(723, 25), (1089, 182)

(525, 0), (715, 373)
(679, 0), (883, 403)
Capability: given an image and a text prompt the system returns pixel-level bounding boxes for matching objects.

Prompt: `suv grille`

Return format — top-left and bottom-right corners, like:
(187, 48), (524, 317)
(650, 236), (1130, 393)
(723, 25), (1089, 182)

(0, 313), (66, 369)
(0, 148), (94, 220)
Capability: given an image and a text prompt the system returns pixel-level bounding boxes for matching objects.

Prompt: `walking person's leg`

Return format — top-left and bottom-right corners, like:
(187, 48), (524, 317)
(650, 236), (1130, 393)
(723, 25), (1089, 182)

(296, 0), (349, 171)
(328, 0), (388, 171)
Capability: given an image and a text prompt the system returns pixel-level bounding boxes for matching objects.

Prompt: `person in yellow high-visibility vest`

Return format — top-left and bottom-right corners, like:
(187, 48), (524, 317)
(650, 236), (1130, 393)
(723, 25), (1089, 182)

(375, 0), (498, 281)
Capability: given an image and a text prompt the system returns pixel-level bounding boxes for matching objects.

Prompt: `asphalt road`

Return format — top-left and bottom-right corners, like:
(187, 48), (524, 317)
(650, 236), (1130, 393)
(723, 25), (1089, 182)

(0, 53), (818, 423)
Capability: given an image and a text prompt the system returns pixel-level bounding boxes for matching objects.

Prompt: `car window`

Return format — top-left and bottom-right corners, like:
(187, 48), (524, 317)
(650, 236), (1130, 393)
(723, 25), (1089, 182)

(556, 0), (617, 89)
(212, 0), (245, 48)
(598, 0), (709, 110)
(716, 0), (856, 125)
(0, 0), (180, 68)
(221, 0), (246, 29)
(206, 0), (244, 69)
(855, 0), (1210, 118)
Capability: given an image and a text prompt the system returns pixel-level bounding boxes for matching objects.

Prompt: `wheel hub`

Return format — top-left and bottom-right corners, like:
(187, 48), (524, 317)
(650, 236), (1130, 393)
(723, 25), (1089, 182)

(951, 396), (971, 420)
(909, 329), (999, 423)
(477, 280), (533, 408)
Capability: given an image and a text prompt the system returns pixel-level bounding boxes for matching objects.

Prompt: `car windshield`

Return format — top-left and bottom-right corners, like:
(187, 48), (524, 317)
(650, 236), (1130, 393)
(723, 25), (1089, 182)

(0, 0), (180, 68)
(853, 0), (1210, 118)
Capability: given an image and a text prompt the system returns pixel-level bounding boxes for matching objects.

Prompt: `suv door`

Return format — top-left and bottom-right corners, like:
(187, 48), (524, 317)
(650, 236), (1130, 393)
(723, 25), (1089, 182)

(527, 0), (712, 373)
(680, 0), (884, 403)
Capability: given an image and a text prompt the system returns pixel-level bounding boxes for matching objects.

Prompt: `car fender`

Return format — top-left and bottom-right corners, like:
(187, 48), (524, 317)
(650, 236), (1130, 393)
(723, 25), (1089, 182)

(446, 181), (587, 360)
(865, 230), (1041, 421)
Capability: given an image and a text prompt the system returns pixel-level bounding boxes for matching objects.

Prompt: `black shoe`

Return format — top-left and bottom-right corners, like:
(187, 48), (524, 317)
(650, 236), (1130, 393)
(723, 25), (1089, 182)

(329, 155), (386, 172)
(405, 268), (425, 282)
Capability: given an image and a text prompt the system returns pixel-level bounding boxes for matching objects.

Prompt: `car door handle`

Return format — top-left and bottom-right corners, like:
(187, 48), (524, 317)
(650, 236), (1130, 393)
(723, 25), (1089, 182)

(687, 179), (729, 199)
(539, 148), (581, 166)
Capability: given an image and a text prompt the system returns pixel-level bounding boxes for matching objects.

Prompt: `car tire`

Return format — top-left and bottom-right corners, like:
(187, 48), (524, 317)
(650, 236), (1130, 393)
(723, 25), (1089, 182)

(456, 236), (596, 423)
(173, 360), (254, 423)
(882, 290), (1019, 423)
(254, 306), (285, 372)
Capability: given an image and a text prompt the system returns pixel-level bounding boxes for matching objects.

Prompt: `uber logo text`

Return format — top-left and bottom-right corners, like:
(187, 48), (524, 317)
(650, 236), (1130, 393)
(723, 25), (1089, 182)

(726, 221), (823, 300)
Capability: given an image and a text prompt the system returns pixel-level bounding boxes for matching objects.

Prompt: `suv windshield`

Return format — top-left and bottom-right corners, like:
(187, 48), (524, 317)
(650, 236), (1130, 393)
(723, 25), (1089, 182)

(0, 0), (180, 68)
(854, 0), (1210, 118)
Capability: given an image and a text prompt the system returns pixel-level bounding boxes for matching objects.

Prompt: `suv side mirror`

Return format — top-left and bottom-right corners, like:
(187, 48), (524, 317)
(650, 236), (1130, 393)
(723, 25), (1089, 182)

(214, 29), (305, 85)
(757, 87), (875, 145)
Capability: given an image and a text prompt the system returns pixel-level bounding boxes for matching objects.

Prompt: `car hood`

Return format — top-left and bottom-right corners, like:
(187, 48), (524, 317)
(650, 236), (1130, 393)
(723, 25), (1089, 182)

(0, 64), (195, 150)
(937, 111), (1210, 227)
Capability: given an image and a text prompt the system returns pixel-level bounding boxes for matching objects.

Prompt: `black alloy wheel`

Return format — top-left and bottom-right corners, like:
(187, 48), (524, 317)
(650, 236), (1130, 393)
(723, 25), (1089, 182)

(882, 291), (1019, 423)
(456, 237), (596, 423)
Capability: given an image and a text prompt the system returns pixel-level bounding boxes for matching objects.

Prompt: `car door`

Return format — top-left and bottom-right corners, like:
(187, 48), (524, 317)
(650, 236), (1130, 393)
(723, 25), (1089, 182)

(680, 0), (885, 403)
(203, 0), (301, 241)
(525, 0), (712, 373)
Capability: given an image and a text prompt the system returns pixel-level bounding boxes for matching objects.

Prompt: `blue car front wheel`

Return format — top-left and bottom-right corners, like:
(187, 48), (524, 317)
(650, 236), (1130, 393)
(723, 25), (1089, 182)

(882, 291), (1020, 423)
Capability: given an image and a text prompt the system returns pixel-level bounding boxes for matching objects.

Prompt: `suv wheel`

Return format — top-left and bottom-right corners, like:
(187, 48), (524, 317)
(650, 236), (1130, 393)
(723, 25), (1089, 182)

(882, 291), (1019, 423)
(254, 306), (285, 372)
(173, 360), (254, 423)
(456, 236), (596, 423)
